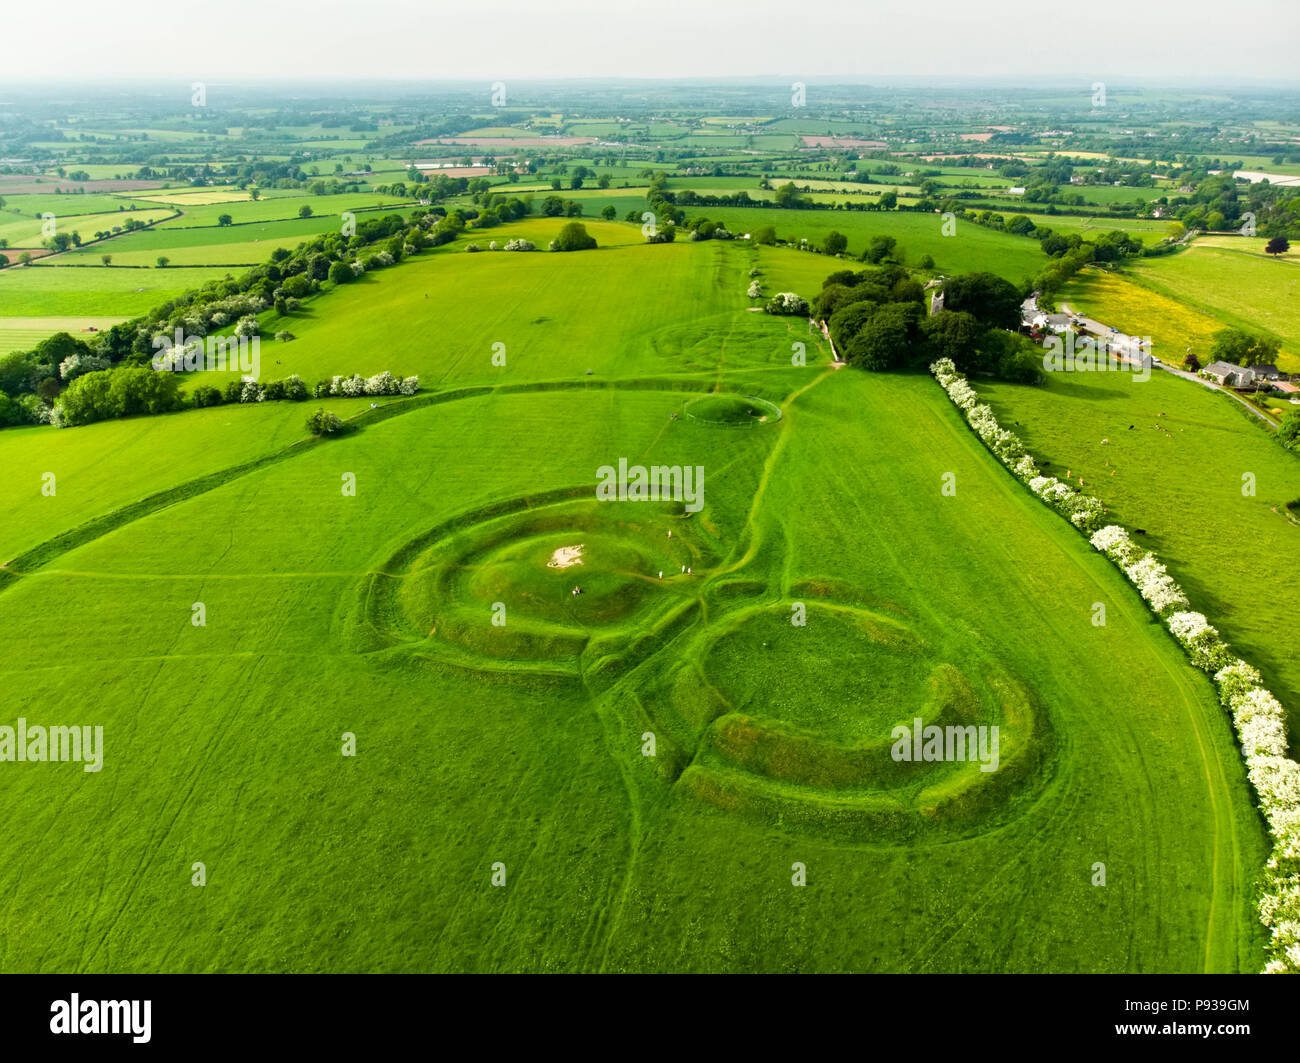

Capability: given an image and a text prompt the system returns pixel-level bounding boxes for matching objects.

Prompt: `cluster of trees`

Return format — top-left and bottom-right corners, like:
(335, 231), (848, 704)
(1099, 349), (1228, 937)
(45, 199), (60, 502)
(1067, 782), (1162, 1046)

(0, 332), (107, 422)
(1209, 328), (1281, 368)
(1279, 410), (1300, 452)
(814, 267), (1042, 381)
(765, 292), (808, 315)
(472, 194), (531, 228)
(190, 374), (310, 408)
(683, 217), (734, 241)
(539, 195), (585, 219)
(62, 368), (419, 428)
(1177, 174), (1278, 235)
(57, 367), (184, 426)
(543, 165), (611, 192)
(306, 409), (345, 436)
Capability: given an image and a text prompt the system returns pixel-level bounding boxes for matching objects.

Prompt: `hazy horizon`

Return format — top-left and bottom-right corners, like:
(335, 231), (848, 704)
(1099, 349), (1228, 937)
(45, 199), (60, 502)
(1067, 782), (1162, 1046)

(7, 0), (1297, 83)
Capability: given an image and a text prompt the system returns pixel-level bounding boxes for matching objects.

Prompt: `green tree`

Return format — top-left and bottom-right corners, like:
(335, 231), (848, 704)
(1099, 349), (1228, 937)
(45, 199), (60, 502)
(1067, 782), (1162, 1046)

(846, 302), (922, 370)
(306, 408), (344, 435)
(921, 310), (987, 371)
(1279, 410), (1300, 449)
(941, 272), (1022, 331)
(827, 300), (880, 351)
(328, 261), (353, 285)
(822, 230), (848, 256)
(862, 235), (897, 264)
(773, 183), (801, 208)
(551, 222), (597, 252)
(1211, 328), (1279, 366)
(217, 214), (233, 226)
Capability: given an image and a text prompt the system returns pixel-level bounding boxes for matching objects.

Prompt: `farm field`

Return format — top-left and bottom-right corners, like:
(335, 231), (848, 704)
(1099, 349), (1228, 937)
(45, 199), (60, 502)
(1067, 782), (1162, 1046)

(0, 396), (382, 561)
(979, 367), (1300, 733)
(0, 194), (165, 215)
(0, 207), (175, 247)
(153, 196), (411, 229)
(191, 219), (731, 393)
(0, 233), (1269, 973)
(1056, 269), (1249, 369)
(0, 316), (126, 355)
(0, 264), (238, 317)
(61, 217), (343, 266)
(1126, 241), (1300, 361)
(672, 207), (1050, 281)
(1009, 212), (1176, 243)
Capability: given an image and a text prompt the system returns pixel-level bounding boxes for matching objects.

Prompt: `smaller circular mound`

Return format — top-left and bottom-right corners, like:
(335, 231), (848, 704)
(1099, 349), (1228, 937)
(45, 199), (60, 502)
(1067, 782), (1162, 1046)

(683, 394), (782, 428)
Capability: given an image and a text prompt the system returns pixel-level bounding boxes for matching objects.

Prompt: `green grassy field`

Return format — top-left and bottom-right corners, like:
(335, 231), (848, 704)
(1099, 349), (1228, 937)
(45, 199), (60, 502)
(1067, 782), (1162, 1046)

(0, 317), (127, 355)
(152, 195), (411, 229)
(979, 368), (1300, 733)
(1128, 240), (1300, 358)
(0, 207), (176, 246)
(0, 264), (239, 317)
(0, 233), (1268, 972)
(677, 207), (1049, 282)
(60, 216), (342, 267)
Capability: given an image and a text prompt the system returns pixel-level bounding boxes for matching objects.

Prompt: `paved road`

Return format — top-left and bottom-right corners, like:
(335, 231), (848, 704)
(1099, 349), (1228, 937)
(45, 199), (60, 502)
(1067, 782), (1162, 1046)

(1056, 301), (1277, 427)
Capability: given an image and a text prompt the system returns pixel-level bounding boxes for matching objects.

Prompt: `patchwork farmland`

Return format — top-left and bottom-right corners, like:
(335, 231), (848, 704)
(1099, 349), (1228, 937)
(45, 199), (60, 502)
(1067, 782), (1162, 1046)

(0, 64), (1298, 1016)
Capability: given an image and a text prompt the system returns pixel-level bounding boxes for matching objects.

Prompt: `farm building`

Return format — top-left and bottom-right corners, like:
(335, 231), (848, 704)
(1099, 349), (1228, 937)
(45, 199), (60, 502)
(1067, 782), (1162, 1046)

(1246, 363), (1285, 381)
(1026, 311), (1071, 334)
(1202, 362), (1256, 387)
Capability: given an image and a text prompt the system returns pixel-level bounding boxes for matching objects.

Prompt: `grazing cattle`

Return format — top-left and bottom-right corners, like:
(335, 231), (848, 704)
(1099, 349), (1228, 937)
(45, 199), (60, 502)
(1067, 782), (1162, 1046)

(1135, 528), (1147, 535)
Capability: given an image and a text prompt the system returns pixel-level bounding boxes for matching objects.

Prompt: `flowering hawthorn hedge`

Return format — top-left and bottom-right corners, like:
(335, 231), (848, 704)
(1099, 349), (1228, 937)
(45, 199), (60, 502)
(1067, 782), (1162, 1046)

(931, 358), (1104, 533)
(932, 357), (1300, 973)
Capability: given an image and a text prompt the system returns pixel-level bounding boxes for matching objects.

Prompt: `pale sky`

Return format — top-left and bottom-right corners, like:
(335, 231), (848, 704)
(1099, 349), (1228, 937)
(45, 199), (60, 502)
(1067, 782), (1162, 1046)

(6, 0), (1298, 82)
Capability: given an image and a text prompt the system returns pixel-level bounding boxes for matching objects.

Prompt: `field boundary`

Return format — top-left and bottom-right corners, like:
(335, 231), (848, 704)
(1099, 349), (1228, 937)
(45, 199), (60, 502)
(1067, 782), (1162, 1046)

(931, 357), (1299, 973)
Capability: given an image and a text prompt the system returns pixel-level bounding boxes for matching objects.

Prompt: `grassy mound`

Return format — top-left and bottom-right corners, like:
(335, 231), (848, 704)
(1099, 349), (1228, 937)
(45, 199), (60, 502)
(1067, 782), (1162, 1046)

(683, 393), (783, 427)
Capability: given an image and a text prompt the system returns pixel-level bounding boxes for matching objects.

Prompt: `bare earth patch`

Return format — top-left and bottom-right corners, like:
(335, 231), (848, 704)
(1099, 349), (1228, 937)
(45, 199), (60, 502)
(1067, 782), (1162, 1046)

(547, 544), (585, 569)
